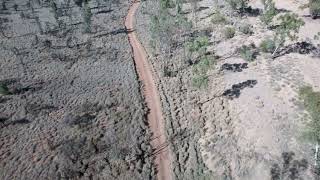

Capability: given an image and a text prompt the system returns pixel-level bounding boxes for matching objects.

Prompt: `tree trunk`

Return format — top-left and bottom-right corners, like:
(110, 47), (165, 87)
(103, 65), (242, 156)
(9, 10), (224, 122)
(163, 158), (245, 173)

(315, 142), (319, 166)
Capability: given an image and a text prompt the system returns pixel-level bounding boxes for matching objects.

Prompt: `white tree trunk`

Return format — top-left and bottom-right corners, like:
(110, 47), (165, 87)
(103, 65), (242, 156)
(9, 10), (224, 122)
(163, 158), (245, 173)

(315, 142), (319, 166)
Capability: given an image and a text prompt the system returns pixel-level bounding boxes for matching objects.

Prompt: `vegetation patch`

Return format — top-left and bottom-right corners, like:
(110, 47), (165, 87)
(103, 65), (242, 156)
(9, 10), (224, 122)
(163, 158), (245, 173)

(192, 56), (215, 75)
(272, 13), (305, 56)
(0, 84), (11, 95)
(223, 26), (236, 39)
(211, 10), (227, 24)
(309, 0), (320, 18)
(192, 75), (209, 89)
(299, 86), (320, 168)
(270, 152), (308, 180)
(260, 0), (277, 26)
(260, 38), (276, 53)
(227, 0), (249, 14)
(238, 44), (258, 62)
(239, 23), (253, 35)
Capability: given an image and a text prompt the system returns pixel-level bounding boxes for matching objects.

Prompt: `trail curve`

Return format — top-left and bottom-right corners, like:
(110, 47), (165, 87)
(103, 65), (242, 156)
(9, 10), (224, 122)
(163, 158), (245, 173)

(125, 1), (172, 180)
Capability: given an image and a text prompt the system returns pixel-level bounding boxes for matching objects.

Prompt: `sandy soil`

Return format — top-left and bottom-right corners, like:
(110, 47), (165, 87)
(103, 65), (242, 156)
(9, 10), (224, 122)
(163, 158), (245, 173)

(125, 1), (172, 180)
(199, 0), (320, 179)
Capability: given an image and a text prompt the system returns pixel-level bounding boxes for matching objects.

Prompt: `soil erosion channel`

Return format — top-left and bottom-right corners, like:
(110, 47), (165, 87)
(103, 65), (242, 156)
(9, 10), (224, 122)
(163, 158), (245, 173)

(125, 1), (172, 180)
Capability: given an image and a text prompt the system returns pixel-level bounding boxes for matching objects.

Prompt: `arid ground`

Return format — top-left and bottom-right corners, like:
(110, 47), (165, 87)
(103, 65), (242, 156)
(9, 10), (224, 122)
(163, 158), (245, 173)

(1, 0), (320, 180)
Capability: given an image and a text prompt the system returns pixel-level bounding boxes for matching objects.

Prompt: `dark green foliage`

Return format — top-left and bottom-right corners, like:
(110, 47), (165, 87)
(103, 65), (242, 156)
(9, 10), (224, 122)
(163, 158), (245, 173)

(192, 56), (215, 75)
(260, 0), (277, 25)
(260, 38), (276, 53)
(239, 24), (253, 35)
(187, 36), (209, 54)
(223, 26), (236, 39)
(192, 75), (209, 89)
(239, 44), (257, 61)
(0, 84), (10, 95)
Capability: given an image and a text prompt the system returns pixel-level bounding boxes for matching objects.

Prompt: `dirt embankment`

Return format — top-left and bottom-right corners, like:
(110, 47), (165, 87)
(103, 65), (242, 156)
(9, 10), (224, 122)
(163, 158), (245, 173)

(0, 0), (155, 179)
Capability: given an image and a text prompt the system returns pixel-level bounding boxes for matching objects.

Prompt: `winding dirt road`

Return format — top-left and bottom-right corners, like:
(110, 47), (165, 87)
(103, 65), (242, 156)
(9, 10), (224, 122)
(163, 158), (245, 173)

(125, 1), (172, 180)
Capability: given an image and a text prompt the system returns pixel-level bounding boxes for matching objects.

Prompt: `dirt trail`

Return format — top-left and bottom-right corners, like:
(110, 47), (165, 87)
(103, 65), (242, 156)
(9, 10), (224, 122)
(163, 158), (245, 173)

(125, 1), (172, 180)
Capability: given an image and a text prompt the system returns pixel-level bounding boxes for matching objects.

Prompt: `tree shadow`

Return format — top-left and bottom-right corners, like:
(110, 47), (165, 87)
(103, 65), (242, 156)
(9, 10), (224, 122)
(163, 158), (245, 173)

(220, 63), (248, 72)
(273, 41), (318, 59)
(94, 28), (134, 38)
(223, 80), (258, 99)
(271, 152), (308, 180)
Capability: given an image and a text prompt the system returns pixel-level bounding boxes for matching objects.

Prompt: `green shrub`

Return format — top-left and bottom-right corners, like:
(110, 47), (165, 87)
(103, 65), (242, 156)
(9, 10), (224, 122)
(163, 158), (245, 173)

(273, 13), (305, 55)
(223, 27), (236, 39)
(192, 75), (209, 89)
(192, 56), (215, 75)
(260, 38), (276, 53)
(299, 86), (320, 166)
(227, 0), (249, 13)
(186, 36), (209, 57)
(0, 84), (10, 95)
(211, 11), (227, 24)
(239, 45), (256, 61)
(309, 0), (320, 18)
(260, 0), (277, 25)
(239, 24), (253, 35)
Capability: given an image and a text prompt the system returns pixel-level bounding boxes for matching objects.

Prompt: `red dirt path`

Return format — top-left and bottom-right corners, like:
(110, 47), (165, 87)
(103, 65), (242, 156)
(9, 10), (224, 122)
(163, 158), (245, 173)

(125, 1), (172, 180)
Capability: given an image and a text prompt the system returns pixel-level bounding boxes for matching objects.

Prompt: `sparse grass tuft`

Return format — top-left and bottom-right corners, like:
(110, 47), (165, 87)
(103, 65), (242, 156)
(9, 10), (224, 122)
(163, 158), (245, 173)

(299, 86), (320, 167)
(192, 75), (209, 89)
(239, 24), (253, 35)
(309, 0), (320, 18)
(223, 26), (236, 39)
(211, 10), (227, 24)
(260, 0), (277, 25)
(0, 84), (10, 95)
(260, 38), (276, 53)
(239, 44), (257, 61)
(299, 86), (320, 143)
(192, 56), (215, 75)
(187, 36), (209, 53)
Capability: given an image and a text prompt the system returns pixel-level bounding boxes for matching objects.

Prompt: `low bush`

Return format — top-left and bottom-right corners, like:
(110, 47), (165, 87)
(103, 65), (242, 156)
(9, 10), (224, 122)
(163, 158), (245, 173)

(299, 86), (320, 166)
(227, 0), (249, 13)
(0, 84), (10, 95)
(239, 44), (257, 61)
(223, 27), (236, 39)
(309, 0), (320, 18)
(192, 75), (209, 89)
(239, 24), (253, 35)
(186, 36), (209, 59)
(187, 36), (209, 52)
(272, 13), (305, 56)
(211, 11), (227, 24)
(260, 0), (277, 25)
(260, 38), (276, 53)
(192, 56), (215, 75)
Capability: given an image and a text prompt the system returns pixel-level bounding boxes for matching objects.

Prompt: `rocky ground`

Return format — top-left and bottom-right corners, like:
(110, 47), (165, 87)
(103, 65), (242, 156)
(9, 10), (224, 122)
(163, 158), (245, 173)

(0, 0), (155, 179)
(136, 0), (320, 179)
